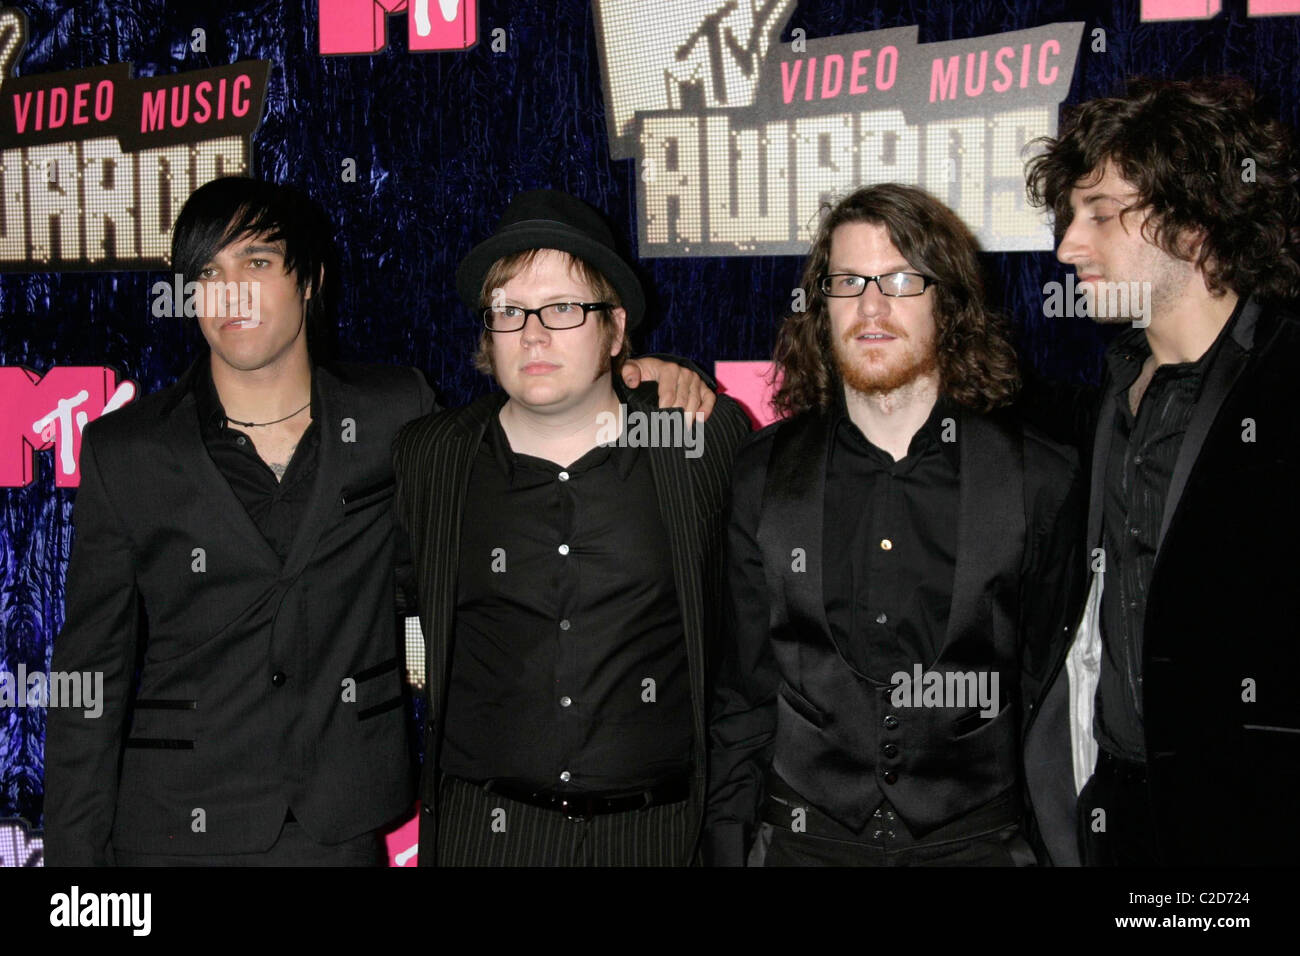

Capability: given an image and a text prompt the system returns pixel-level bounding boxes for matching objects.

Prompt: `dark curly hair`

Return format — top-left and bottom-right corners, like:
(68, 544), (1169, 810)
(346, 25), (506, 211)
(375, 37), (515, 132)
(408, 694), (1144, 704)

(1025, 76), (1300, 302)
(772, 183), (1020, 418)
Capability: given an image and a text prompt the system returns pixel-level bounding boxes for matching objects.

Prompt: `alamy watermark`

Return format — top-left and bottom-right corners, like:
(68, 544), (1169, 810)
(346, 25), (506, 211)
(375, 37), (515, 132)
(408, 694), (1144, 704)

(596, 404), (703, 459)
(1043, 275), (1152, 327)
(889, 664), (1000, 718)
(50, 885), (151, 936)
(151, 273), (262, 322)
(0, 665), (103, 718)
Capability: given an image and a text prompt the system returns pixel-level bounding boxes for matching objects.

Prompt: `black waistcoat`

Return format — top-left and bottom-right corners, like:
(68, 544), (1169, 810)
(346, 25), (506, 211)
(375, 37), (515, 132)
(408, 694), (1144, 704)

(757, 408), (1026, 835)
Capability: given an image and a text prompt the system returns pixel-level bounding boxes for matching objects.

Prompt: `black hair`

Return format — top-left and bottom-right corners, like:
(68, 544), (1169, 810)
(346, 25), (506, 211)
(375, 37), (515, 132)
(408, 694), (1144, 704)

(170, 176), (339, 359)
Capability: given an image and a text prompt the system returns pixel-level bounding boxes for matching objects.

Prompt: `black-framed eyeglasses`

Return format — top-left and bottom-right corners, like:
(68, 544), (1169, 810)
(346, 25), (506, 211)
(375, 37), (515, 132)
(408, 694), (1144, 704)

(820, 272), (934, 298)
(481, 302), (613, 332)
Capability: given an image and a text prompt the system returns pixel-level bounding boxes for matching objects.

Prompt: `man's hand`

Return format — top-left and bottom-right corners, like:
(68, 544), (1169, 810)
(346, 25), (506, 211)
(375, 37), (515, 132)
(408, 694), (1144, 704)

(621, 357), (716, 421)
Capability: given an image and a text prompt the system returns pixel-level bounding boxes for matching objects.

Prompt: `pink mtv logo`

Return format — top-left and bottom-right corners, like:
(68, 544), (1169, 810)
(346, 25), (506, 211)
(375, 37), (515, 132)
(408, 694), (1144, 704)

(384, 805), (419, 866)
(1140, 0), (1300, 19)
(715, 360), (782, 429)
(0, 366), (137, 488)
(319, 0), (477, 54)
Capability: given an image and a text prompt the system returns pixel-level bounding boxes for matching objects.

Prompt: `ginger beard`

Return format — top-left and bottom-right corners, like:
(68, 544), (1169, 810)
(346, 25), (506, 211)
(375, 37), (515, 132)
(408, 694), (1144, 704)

(831, 315), (939, 395)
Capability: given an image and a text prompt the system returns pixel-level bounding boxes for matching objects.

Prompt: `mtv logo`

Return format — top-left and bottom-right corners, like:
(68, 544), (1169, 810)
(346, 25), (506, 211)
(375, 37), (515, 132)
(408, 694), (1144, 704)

(595, 0), (796, 158)
(384, 808), (419, 866)
(715, 360), (781, 428)
(0, 366), (136, 488)
(0, 818), (43, 867)
(318, 0), (477, 55)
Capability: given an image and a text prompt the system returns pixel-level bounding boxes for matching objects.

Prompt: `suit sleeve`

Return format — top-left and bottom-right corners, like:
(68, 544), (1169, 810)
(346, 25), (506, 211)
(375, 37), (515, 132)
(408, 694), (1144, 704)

(704, 436), (779, 866)
(637, 352), (718, 392)
(43, 428), (143, 866)
(1017, 435), (1088, 864)
(393, 369), (438, 616)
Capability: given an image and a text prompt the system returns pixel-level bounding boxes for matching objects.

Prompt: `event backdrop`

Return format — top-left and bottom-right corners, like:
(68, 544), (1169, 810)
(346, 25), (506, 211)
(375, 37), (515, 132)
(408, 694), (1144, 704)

(3, 0), (1300, 865)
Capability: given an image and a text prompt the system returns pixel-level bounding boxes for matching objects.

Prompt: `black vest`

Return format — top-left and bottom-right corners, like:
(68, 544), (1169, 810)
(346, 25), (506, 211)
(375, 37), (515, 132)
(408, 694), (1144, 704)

(757, 408), (1026, 835)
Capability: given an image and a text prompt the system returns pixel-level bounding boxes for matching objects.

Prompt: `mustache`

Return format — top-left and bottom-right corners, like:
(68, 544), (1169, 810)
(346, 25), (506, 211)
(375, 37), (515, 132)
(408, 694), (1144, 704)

(841, 320), (906, 342)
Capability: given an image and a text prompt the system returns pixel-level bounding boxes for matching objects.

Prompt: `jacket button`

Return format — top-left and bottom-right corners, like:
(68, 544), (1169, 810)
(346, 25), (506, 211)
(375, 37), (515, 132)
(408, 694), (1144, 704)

(271, 671), (286, 687)
(882, 743), (899, 759)
(883, 770), (898, 785)
(883, 715), (899, 730)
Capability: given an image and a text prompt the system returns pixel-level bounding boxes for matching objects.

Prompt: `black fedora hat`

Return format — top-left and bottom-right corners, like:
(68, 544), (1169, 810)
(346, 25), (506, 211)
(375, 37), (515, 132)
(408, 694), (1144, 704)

(456, 189), (646, 329)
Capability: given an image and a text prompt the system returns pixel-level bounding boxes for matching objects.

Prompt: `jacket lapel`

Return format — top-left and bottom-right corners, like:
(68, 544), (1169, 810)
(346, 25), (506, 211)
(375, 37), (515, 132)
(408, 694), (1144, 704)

(425, 394), (506, 753)
(279, 365), (352, 581)
(1155, 297), (1260, 554)
(940, 409), (1024, 658)
(636, 390), (709, 758)
(159, 359), (281, 574)
(758, 410), (835, 651)
(1085, 387), (1115, 554)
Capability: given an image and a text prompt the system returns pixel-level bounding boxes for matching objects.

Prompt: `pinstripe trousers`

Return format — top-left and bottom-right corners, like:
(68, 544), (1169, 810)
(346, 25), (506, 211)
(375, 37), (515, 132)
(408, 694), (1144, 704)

(435, 776), (695, 866)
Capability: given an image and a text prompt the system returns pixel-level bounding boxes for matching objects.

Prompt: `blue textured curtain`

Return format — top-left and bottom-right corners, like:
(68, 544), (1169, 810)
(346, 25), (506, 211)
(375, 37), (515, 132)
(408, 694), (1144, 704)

(2, 0), (1299, 831)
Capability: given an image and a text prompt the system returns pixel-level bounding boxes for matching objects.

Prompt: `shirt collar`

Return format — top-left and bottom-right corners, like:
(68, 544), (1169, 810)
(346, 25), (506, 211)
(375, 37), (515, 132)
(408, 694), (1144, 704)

(191, 359), (320, 435)
(1104, 295), (1247, 399)
(483, 401), (635, 485)
(193, 361), (228, 436)
(829, 381), (961, 470)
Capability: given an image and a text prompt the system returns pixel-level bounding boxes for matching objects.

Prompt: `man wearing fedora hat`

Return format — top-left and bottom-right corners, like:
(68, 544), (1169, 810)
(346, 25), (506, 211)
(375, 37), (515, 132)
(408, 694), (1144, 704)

(393, 189), (752, 865)
(42, 177), (715, 867)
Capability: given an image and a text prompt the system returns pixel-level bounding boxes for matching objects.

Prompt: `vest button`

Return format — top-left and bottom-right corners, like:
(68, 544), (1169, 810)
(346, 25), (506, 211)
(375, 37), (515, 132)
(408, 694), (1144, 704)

(883, 715), (899, 730)
(271, 671), (286, 687)
(883, 771), (898, 785)
(882, 743), (899, 759)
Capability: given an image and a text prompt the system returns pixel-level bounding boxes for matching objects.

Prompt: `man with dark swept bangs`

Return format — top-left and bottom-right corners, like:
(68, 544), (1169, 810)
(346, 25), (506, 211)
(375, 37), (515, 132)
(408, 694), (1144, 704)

(705, 183), (1086, 866)
(1022, 76), (1300, 866)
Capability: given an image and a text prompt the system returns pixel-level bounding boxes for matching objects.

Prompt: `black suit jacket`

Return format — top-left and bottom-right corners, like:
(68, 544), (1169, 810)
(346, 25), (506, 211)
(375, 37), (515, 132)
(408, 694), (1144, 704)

(705, 404), (1085, 866)
(43, 359), (436, 864)
(1026, 296), (1300, 865)
(392, 383), (751, 865)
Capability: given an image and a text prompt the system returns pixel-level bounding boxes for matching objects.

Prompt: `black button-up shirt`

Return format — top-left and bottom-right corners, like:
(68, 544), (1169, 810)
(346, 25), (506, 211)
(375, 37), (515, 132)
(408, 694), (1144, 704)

(824, 393), (962, 681)
(1095, 307), (1242, 760)
(440, 409), (692, 793)
(194, 364), (320, 563)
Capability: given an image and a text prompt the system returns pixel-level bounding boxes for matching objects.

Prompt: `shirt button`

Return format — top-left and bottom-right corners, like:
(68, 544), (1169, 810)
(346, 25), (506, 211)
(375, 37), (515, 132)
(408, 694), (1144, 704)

(1129, 527), (1140, 538)
(559, 771), (571, 782)
(558, 471), (569, 481)
(1133, 455), (1144, 466)
(271, 671), (286, 687)
(880, 539), (893, 551)
(558, 544), (570, 556)
(876, 612), (888, 624)
(560, 696), (572, 708)
(236, 436), (247, 446)
(559, 619), (571, 631)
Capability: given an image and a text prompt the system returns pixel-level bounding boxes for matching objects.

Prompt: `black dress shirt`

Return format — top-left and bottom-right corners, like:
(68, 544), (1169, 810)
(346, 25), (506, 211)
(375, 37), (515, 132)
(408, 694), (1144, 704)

(1095, 305), (1243, 760)
(824, 393), (961, 681)
(440, 410), (692, 793)
(194, 363), (320, 563)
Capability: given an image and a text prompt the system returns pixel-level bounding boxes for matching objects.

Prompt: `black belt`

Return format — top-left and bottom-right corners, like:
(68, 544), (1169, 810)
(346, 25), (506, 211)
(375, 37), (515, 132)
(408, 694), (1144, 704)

(1096, 749), (1149, 785)
(468, 775), (690, 821)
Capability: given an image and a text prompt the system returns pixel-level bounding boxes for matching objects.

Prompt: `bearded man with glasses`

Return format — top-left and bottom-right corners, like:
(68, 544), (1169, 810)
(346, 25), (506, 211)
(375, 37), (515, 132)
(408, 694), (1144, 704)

(392, 189), (751, 866)
(705, 183), (1086, 866)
